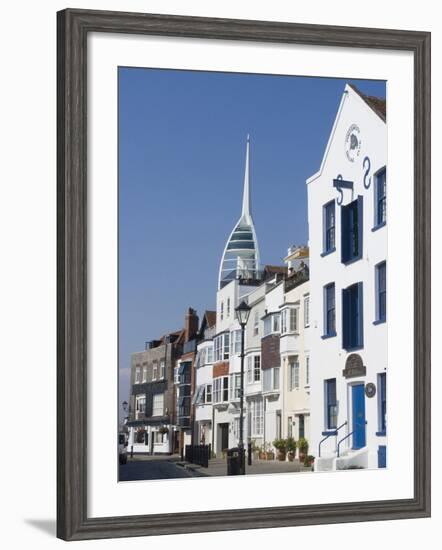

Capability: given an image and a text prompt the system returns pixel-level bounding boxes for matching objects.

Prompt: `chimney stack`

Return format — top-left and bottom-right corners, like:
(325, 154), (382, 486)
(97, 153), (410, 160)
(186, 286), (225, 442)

(184, 308), (199, 343)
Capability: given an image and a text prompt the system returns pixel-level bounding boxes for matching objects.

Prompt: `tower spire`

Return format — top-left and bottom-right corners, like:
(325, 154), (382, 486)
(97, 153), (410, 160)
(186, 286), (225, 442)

(241, 134), (251, 218)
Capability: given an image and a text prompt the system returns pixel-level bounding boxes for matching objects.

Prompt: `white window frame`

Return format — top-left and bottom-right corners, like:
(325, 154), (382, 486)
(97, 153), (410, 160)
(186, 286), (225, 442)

(250, 399), (263, 436)
(135, 366), (141, 383)
(160, 360), (165, 379)
(205, 384), (212, 403)
(135, 394), (146, 413)
(152, 363), (158, 381)
(152, 393), (164, 416)
(253, 310), (259, 336)
(142, 364), (147, 383)
(304, 295), (310, 327)
(213, 376), (229, 404)
(229, 373), (241, 400)
(305, 356), (310, 387)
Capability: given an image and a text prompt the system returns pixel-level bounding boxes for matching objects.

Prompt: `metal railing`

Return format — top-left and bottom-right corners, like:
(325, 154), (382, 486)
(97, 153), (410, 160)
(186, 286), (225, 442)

(185, 444), (211, 468)
(318, 421), (347, 458)
(337, 431), (354, 457)
(337, 422), (367, 457)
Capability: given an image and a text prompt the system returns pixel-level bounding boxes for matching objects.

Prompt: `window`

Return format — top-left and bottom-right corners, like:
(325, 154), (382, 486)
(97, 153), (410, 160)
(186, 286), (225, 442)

(305, 356), (310, 386)
(274, 367), (280, 390)
(247, 356), (252, 383)
(375, 168), (387, 226)
(264, 313), (280, 336)
(135, 395), (146, 413)
(135, 366), (141, 383)
(304, 296), (310, 327)
(214, 333), (230, 362)
(342, 282), (364, 350)
(253, 311), (259, 336)
(154, 431), (165, 444)
(231, 329), (242, 355)
(229, 373), (241, 400)
(160, 360), (165, 379)
(263, 367), (280, 392)
(152, 363), (158, 381)
(206, 345), (214, 363)
(250, 399), (263, 436)
(213, 377), (229, 403)
(341, 196), (363, 263)
(289, 359), (299, 391)
(376, 262), (387, 322)
(174, 366), (180, 384)
(253, 355), (261, 382)
(205, 384), (212, 403)
(323, 200), (336, 253)
(142, 364), (147, 382)
(325, 378), (337, 430)
(298, 414), (305, 439)
(152, 393), (164, 416)
(193, 385), (205, 405)
(281, 308), (298, 334)
(227, 298), (230, 318)
(220, 301), (224, 321)
(378, 373), (387, 434)
(272, 313), (281, 333)
(324, 283), (336, 336)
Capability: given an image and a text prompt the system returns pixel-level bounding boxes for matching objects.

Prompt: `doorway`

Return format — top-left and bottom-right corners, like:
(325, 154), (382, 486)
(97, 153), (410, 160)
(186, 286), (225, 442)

(351, 383), (366, 449)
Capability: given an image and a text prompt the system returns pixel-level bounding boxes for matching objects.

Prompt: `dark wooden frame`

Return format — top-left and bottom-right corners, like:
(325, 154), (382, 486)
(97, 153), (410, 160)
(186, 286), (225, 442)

(57, 8), (431, 541)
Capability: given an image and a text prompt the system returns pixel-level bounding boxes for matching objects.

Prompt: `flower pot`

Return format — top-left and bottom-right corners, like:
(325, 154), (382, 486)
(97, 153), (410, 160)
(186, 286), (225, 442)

(259, 451), (266, 460)
(299, 452), (306, 462)
(277, 450), (286, 461)
(266, 451), (275, 461)
(287, 451), (295, 462)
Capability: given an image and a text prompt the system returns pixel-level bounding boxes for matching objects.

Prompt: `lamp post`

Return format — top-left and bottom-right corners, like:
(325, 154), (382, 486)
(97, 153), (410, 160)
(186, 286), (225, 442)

(235, 300), (251, 475)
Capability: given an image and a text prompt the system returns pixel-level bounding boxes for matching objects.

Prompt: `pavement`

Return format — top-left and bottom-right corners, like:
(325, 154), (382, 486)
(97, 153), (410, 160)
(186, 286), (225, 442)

(119, 454), (314, 481)
(177, 457), (314, 477)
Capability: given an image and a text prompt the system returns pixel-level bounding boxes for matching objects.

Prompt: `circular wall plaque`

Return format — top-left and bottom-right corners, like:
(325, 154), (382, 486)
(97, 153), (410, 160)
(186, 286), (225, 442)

(365, 382), (376, 398)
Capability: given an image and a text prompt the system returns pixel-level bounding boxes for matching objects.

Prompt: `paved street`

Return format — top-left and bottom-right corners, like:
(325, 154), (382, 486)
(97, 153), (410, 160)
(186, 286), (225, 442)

(119, 455), (313, 481)
(119, 456), (198, 481)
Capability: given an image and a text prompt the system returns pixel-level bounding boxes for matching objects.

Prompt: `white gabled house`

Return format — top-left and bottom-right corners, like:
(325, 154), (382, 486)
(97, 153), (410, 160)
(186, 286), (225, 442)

(307, 84), (387, 471)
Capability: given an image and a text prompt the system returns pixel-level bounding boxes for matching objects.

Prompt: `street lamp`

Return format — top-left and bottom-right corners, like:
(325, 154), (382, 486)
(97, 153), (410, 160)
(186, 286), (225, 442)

(235, 300), (251, 475)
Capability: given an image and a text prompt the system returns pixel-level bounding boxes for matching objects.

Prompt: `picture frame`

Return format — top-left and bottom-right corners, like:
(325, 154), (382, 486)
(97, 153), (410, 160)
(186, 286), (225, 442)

(57, 8), (431, 541)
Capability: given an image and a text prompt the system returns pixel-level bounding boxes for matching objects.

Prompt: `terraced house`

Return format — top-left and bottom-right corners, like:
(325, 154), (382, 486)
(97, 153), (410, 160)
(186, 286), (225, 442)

(307, 84), (387, 471)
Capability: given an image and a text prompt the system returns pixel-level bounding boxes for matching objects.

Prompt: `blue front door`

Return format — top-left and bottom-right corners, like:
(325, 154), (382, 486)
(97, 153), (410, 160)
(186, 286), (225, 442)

(352, 384), (366, 449)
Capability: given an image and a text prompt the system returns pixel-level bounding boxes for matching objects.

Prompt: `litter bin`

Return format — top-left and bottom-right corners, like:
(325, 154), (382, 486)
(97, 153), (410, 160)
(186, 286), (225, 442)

(227, 447), (245, 475)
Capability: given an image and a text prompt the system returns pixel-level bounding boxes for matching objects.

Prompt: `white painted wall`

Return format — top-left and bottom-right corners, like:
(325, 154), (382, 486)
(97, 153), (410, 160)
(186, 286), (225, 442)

(308, 85), (387, 467)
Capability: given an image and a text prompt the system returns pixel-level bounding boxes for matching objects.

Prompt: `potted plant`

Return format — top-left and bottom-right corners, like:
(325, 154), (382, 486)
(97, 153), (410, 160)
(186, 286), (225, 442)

(286, 437), (297, 462)
(159, 425), (169, 435)
(304, 454), (315, 468)
(258, 445), (266, 460)
(297, 437), (309, 462)
(273, 439), (288, 461)
(265, 443), (275, 461)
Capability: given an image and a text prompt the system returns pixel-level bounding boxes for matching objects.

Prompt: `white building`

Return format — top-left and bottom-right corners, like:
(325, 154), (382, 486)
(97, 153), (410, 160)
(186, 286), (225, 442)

(307, 84), (387, 471)
(193, 311), (216, 447)
(280, 246), (311, 446)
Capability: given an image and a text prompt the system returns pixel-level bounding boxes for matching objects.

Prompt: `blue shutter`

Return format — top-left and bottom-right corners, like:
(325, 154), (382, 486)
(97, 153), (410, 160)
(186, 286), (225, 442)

(342, 287), (349, 349)
(357, 282), (364, 348)
(357, 195), (363, 260)
(341, 203), (349, 262)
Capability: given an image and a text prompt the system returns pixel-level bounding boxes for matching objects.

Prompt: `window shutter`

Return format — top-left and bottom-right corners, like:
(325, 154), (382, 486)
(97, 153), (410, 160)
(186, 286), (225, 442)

(342, 287), (349, 349)
(357, 195), (364, 259)
(341, 203), (349, 262)
(357, 282), (364, 348)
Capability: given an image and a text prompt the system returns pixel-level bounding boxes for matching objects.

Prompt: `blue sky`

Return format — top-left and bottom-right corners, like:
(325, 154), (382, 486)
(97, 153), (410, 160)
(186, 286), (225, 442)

(118, 67), (386, 415)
